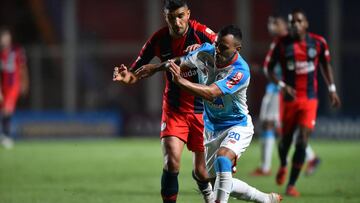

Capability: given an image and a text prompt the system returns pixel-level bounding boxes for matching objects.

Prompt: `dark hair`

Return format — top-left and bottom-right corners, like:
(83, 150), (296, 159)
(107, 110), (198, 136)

(163, 0), (187, 11)
(269, 13), (285, 21)
(291, 8), (307, 18)
(218, 25), (242, 42)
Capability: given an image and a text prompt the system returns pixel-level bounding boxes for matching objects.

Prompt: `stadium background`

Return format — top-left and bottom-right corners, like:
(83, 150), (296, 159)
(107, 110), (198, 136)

(0, 0), (358, 138)
(1, 1), (360, 203)
(1, 0), (360, 139)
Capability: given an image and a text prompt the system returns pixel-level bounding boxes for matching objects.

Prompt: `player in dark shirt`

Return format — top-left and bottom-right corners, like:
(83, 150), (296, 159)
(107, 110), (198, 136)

(266, 9), (341, 197)
(113, 1), (216, 202)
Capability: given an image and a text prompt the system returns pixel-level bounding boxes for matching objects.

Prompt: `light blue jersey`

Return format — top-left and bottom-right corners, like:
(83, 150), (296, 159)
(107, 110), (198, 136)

(181, 43), (251, 131)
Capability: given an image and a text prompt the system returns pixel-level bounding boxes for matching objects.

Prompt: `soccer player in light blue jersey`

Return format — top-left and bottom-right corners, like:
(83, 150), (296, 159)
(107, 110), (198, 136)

(166, 25), (282, 203)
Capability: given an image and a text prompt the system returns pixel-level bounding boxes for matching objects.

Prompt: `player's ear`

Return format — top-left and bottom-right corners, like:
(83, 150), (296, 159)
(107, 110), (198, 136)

(236, 45), (241, 52)
(304, 20), (309, 30)
(235, 41), (242, 52)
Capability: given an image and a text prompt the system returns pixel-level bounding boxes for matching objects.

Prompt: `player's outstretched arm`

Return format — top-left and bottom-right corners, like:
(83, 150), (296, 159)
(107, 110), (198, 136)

(168, 60), (222, 101)
(113, 64), (138, 85)
(134, 57), (182, 80)
(134, 63), (163, 80)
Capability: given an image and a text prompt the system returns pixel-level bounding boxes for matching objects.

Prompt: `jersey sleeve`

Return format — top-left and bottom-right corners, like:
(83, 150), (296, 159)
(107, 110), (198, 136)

(130, 31), (160, 71)
(180, 42), (215, 69)
(263, 40), (280, 74)
(318, 37), (331, 64)
(215, 65), (250, 95)
(196, 25), (216, 43)
(263, 39), (280, 74)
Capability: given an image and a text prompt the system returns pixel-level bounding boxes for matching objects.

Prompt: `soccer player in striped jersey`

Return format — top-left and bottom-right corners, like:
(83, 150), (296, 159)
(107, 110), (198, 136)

(265, 9), (341, 197)
(113, 1), (216, 202)
(164, 24), (282, 203)
(0, 27), (29, 149)
(252, 14), (321, 177)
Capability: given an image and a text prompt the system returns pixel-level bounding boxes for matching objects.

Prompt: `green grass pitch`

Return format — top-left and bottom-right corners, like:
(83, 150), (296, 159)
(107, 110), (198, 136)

(1, 138), (360, 203)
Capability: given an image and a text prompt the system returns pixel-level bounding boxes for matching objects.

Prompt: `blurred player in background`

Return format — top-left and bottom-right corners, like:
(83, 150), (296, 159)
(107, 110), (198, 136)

(0, 27), (29, 149)
(113, 0), (216, 202)
(165, 25), (282, 203)
(252, 15), (321, 177)
(266, 9), (341, 197)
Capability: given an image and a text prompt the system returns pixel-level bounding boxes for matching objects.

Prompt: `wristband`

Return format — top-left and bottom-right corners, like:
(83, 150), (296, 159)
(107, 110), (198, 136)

(278, 80), (286, 88)
(328, 84), (336, 92)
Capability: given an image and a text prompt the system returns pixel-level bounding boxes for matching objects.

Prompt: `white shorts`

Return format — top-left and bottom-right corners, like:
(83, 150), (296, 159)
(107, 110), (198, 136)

(204, 116), (254, 178)
(259, 92), (280, 123)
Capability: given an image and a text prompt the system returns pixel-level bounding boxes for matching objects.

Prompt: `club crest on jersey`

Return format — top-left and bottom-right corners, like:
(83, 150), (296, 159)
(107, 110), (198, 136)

(226, 72), (243, 88)
(308, 47), (317, 59)
(287, 61), (295, 71)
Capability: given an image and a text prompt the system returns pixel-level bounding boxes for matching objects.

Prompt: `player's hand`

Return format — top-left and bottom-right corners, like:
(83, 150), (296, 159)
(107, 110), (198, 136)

(168, 60), (182, 83)
(184, 44), (201, 53)
(282, 85), (296, 100)
(329, 92), (341, 108)
(134, 64), (158, 80)
(113, 64), (137, 84)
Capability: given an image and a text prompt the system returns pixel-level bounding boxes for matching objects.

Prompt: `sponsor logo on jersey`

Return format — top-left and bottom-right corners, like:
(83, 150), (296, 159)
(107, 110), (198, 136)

(226, 72), (243, 88)
(295, 61), (315, 74)
(181, 69), (197, 78)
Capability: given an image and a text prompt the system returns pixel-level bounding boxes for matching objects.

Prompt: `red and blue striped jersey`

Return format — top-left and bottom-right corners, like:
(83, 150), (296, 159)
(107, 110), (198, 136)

(0, 45), (25, 92)
(264, 32), (331, 101)
(130, 20), (216, 113)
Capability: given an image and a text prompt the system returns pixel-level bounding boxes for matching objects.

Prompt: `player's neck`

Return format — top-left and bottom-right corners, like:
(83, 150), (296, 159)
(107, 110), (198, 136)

(294, 32), (307, 41)
(299, 32), (307, 40)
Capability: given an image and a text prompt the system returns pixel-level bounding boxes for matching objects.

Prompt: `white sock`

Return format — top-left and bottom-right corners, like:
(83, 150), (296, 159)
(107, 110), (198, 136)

(214, 172), (232, 203)
(306, 144), (316, 161)
(230, 178), (269, 203)
(261, 136), (275, 172)
(260, 130), (275, 172)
